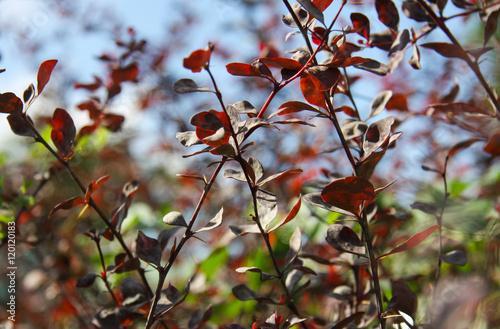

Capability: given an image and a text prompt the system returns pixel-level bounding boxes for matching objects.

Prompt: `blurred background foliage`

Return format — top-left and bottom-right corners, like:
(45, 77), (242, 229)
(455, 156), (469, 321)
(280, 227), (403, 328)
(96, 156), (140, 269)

(0, 0), (499, 328)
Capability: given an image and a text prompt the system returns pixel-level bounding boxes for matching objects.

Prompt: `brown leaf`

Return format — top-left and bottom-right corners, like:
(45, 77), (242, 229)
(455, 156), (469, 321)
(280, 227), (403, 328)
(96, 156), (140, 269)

(49, 196), (85, 218)
(484, 9), (500, 46)
(326, 224), (366, 256)
(421, 42), (466, 60)
(484, 133), (500, 156)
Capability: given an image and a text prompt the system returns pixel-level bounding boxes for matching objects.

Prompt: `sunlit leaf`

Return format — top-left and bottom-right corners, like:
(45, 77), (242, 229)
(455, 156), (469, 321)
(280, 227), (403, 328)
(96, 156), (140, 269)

(368, 90), (393, 119)
(402, 0), (433, 22)
(163, 211), (188, 227)
(363, 116), (395, 156)
(285, 227), (302, 265)
(23, 84), (35, 103)
(269, 101), (323, 118)
(259, 169), (303, 186)
(235, 267), (277, 282)
(389, 30), (410, 55)
(176, 131), (203, 147)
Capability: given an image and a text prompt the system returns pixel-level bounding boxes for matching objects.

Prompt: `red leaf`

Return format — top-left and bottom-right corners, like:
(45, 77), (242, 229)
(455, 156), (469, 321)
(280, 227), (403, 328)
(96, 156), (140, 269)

(428, 102), (494, 117)
(49, 196), (85, 218)
(183, 48), (212, 73)
(269, 196), (302, 232)
(336, 57), (371, 68)
(226, 63), (262, 77)
(300, 75), (326, 108)
(37, 59), (58, 94)
(312, 27), (326, 45)
(386, 93), (409, 112)
(378, 225), (439, 259)
(484, 133), (500, 156)
(259, 57), (303, 70)
(51, 108), (76, 156)
(351, 13), (370, 39)
(421, 42), (466, 60)
(312, 0), (334, 11)
(190, 110), (232, 147)
(111, 62), (139, 85)
(321, 176), (376, 217)
(375, 0), (399, 30)
(0, 92), (23, 114)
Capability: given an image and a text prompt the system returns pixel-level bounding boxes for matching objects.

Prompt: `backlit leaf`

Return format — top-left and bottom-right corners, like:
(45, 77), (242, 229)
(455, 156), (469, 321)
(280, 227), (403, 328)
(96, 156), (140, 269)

(0, 92), (23, 114)
(51, 108), (76, 156)
(378, 225), (439, 259)
(136, 230), (162, 267)
(226, 63), (262, 77)
(351, 13), (370, 39)
(184, 48), (212, 73)
(326, 224), (366, 256)
(300, 74), (326, 108)
(37, 59), (58, 94)
(269, 195), (302, 232)
(49, 196), (85, 218)
(312, 0), (334, 11)
(321, 176), (376, 217)
(375, 0), (399, 30)
(303, 192), (355, 217)
(173, 79), (214, 94)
